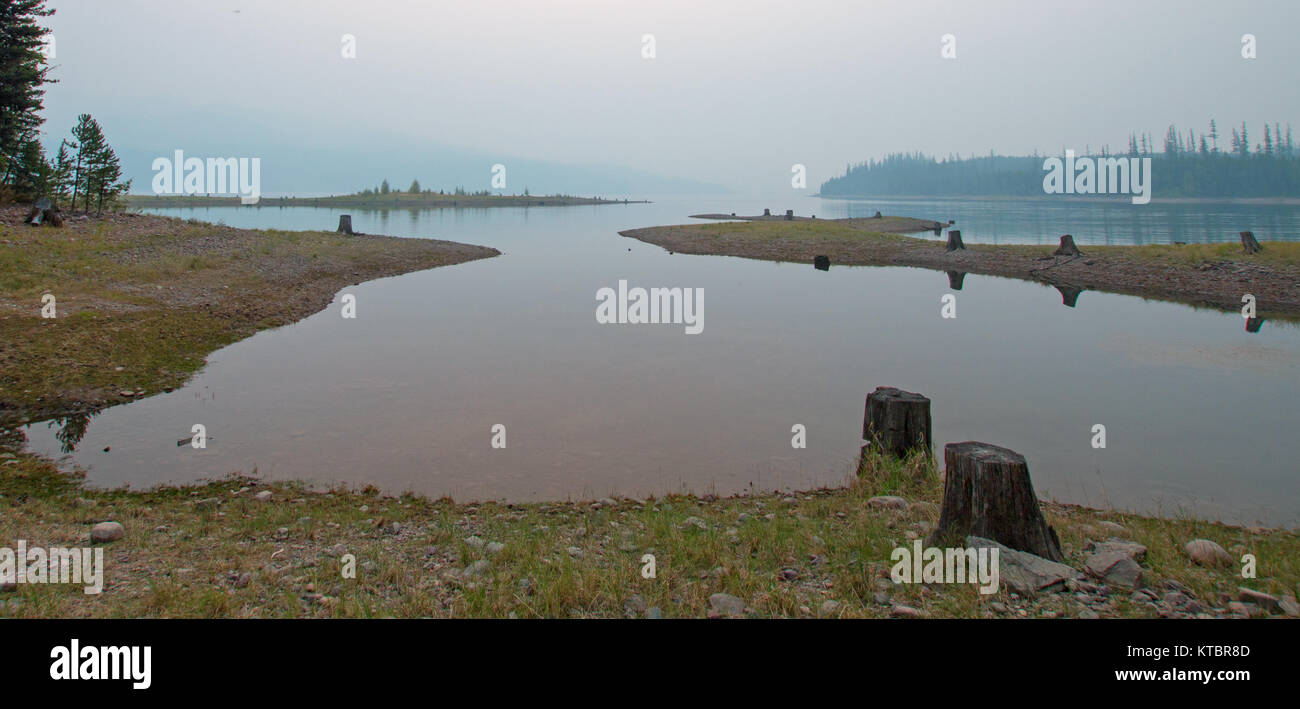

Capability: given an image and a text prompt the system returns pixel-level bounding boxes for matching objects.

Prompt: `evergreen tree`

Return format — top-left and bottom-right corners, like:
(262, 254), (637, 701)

(1208, 119), (1218, 153)
(380, 179), (390, 194)
(0, 0), (55, 187)
(408, 178), (420, 193)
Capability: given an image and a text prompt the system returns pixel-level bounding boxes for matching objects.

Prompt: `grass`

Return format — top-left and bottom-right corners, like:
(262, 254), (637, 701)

(1, 448), (1294, 618)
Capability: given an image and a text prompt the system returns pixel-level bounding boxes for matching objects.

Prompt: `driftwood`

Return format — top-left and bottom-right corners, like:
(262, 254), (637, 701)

(337, 214), (356, 235)
(813, 255), (830, 271)
(1240, 231), (1262, 254)
(946, 271), (966, 290)
(945, 230), (966, 251)
(929, 442), (1064, 562)
(863, 387), (932, 459)
(1054, 234), (1082, 257)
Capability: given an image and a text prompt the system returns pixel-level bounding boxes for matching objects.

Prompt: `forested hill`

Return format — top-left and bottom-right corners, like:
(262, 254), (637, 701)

(821, 122), (1300, 199)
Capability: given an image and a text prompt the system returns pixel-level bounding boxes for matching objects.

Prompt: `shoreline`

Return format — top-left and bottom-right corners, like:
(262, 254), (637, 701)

(619, 217), (1300, 319)
(1, 206), (1296, 619)
(126, 194), (650, 209)
(816, 194), (1300, 206)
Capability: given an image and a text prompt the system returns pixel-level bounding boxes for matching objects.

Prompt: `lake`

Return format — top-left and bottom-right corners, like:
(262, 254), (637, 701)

(21, 195), (1300, 527)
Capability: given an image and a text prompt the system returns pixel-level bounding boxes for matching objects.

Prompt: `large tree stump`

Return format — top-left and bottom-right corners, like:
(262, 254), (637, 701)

(863, 387), (932, 459)
(945, 230), (966, 251)
(1246, 316), (1264, 333)
(785, 209), (794, 221)
(813, 255), (830, 271)
(1054, 234), (1082, 256)
(929, 442), (1064, 562)
(1240, 231), (1262, 254)
(337, 214), (355, 235)
(946, 271), (966, 290)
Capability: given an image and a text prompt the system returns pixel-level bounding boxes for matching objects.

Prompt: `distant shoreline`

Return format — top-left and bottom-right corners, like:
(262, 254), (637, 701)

(816, 193), (1300, 206)
(127, 193), (651, 209)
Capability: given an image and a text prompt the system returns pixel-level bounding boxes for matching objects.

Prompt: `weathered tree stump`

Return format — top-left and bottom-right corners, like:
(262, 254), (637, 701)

(1055, 284), (1082, 307)
(785, 209), (794, 221)
(863, 387), (932, 459)
(1240, 231), (1262, 254)
(1246, 316), (1264, 333)
(23, 199), (61, 227)
(1054, 234), (1082, 257)
(763, 208), (771, 217)
(929, 442), (1064, 562)
(945, 230), (966, 251)
(946, 271), (966, 290)
(337, 214), (355, 235)
(813, 255), (830, 271)
(873, 210), (882, 218)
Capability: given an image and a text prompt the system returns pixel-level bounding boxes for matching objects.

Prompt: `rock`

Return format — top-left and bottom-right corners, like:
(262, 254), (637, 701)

(464, 536), (485, 549)
(234, 572), (253, 589)
(708, 593), (745, 617)
(194, 497), (221, 510)
(383, 521), (402, 535)
(1279, 595), (1299, 617)
(326, 543), (347, 558)
(1238, 587), (1282, 615)
(645, 607), (662, 619)
(890, 604), (924, 618)
(779, 568), (799, 581)
(1185, 539), (1232, 567)
(872, 591), (891, 605)
(966, 536), (1083, 595)
(820, 600), (841, 615)
(1095, 521), (1129, 536)
(624, 594), (647, 615)
(1085, 539), (1147, 562)
(1079, 609), (1100, 619)
(566, 546), (584, 559)
(0, 581), (16, 593)
(485, 541), (505, 555)
(990, 601), (1008, 614)
(681, 516), (708, 530)
(253, 490), (273, 502)
(462, 560), (491, 578)
(90, 521), (125, 544)
(1085, 551), (1144, 589)
(868, 495), (908, 510)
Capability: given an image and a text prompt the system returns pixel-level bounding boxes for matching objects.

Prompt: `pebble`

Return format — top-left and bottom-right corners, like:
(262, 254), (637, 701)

(253, 490), (273, 502)
(820, 600), (841, 615)
(485, 541), (505, 555)
(890, 604), (923, 618)
(868, 496), (908, 510)
(624, 595), (647, 615)
(708, 593), (746, 617)
(681, 516), (708, 530)
(566, 546), (584, 559)
(462, 560), (491, 578)
(90, 521), (125, 544)
(645, 607), (663, 619)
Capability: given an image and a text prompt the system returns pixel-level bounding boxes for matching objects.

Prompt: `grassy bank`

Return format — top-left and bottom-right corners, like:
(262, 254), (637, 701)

(1, 448), (1296, 618)
(619, 218), (1300, 319)
(0, 206), (498, 426)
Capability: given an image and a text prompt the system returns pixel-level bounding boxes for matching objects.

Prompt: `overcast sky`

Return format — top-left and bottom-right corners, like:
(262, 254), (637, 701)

(37, 0), (1300, 194)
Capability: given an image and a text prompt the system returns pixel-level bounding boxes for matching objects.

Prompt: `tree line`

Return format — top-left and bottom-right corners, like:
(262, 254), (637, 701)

(820, 120), (1300, 199)
(0, 0), (129, 213)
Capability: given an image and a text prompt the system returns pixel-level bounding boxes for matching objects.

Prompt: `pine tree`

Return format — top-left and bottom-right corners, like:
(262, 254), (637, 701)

(1208, 120), (1218, 153)
(70, 113), (108, 212)
(408, 178), (420, 193)
(380, 179), (390, 194)
(1264, 125), (1273, 155)
(0, 0), (56, 187)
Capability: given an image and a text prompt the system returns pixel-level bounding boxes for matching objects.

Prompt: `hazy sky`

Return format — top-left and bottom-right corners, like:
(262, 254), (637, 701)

(37, 0), (1300, 194)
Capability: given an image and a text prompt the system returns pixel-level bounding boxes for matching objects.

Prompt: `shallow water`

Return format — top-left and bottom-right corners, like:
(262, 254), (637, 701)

(21, 195), (1300, 526)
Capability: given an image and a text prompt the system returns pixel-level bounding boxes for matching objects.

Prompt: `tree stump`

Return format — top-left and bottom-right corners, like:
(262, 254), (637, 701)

(763, 208), (771, 217)
(945, 230), (966, 251)
(873, 210), (882, 218)
(337, 214), (355, 235)
(785, 209), (794, 221)
(946, 271), (966, 290)
(1246, 317), (1264, 333)
(863, 387), (932, 459)
(1240, 231), (1262, 254)
(1054, 234), (1082, 257)
(1055, 285), (1082, 307)
(929, 442), (1064, 562)
(813, 255), (830, 271)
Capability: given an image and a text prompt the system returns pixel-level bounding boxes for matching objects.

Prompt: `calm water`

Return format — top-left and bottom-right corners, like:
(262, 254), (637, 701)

(21, 195), (1300, 526)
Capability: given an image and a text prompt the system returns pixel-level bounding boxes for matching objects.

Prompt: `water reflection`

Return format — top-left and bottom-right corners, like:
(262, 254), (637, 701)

(51, 413), (92, 454)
